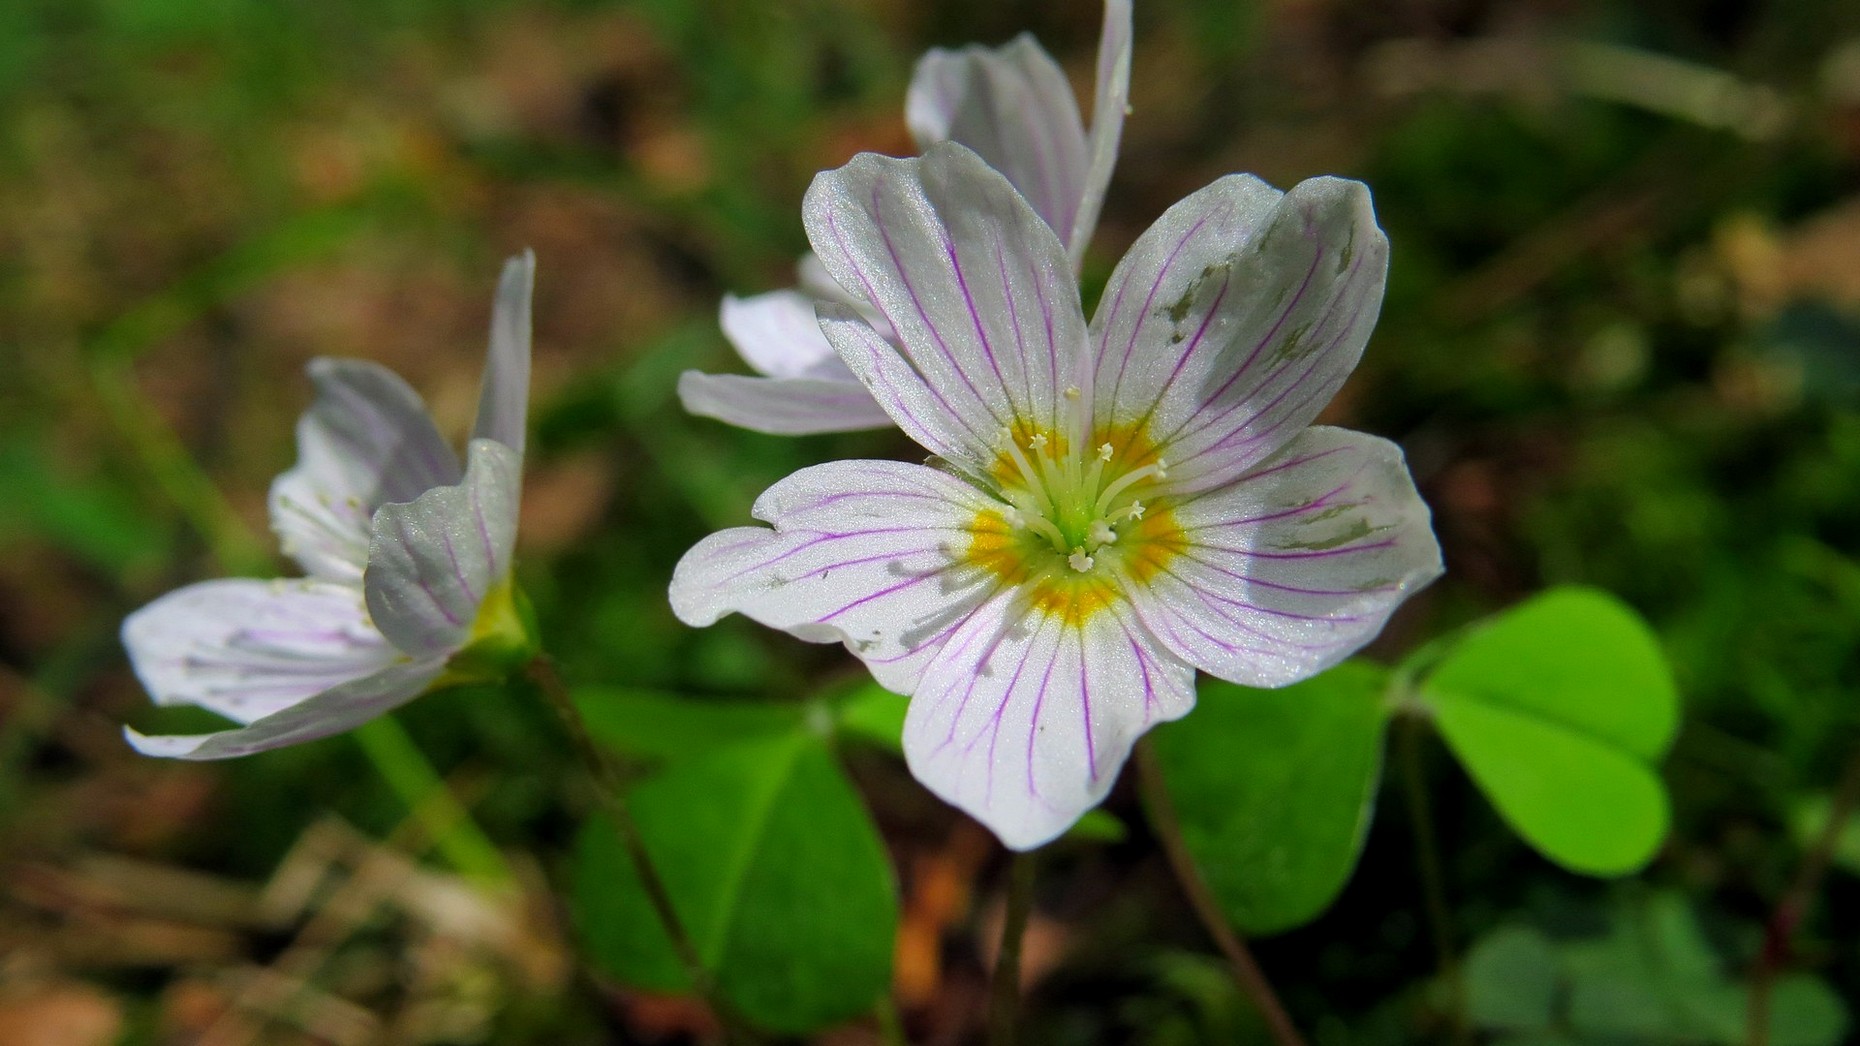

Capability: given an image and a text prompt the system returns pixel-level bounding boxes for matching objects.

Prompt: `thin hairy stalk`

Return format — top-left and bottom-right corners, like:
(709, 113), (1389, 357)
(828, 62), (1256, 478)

(1748, 739), (1860, 1045)
(524, 656), (744, 1039)
(1135, 741), (1308, 1046)
(989, 852), (1038, 1046)
(1397, 715), (1467, 1042)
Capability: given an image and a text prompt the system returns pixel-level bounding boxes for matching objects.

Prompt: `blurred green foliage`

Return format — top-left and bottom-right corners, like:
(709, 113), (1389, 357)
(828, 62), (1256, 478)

(3, 0), (1860, 1040)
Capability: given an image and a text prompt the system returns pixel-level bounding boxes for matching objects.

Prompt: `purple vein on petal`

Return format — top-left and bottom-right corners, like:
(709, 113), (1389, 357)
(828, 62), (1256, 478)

(400, 515), (463, 627)
(1022, 626), (1065, 798)
(868, 179), (1005, 434)
(824, 202), (988, 451)
(439, 528), (477, 608)
(945, 219), (1013, 413)
(1157, 249), (1372, 459)
(992, 235), (1035, 421)
(1100, 209), (1218, 410)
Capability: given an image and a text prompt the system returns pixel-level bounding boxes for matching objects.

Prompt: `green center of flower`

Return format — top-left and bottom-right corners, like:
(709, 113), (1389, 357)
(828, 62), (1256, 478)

(987, 390), (1170, 576)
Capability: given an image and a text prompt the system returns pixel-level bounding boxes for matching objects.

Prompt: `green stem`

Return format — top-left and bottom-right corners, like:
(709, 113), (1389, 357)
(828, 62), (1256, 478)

(988, 852), (1037, 1046)
(351, 717), (516, 889)
(523, 656), (746, 1040)
(1397, 715), (1466, 1041)
(1135, 741), (1307, 1046)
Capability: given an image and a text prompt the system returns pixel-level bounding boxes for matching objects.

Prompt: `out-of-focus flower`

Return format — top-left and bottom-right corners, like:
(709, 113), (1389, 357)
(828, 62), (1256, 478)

(121, 253), (537, 759)
(679, 1), (1133, 435)
(671, 146), (1441, 848)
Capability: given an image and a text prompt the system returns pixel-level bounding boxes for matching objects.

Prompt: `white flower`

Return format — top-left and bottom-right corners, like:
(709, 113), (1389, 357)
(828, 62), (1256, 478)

(670, 146), (1443, 849)
(678, 0), (1132, 435)
(121, 253), (537, 759)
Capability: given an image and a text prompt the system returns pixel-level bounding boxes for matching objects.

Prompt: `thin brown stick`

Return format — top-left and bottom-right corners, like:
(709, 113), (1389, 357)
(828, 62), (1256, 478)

(1136, 741), (1308, 1046)
(525, 656), (744, 1040)
(988, 852), (1037, 1046)
(1748, 741), (1860, 1045)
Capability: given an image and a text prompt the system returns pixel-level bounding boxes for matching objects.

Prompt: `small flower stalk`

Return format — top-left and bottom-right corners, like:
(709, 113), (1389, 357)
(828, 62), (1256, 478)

(678, 0), (1132, 436)
(672, 145), (1443, 849)
(121, 253), (537, 759)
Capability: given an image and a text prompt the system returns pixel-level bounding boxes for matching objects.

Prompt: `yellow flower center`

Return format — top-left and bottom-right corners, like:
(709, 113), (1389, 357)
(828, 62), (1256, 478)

(967, 407), (1186, 625)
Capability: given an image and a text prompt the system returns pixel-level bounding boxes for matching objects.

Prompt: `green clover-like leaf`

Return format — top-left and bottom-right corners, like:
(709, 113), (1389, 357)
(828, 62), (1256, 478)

(1151, 661), (1392, 935)
(1420, 586), (1679, 875)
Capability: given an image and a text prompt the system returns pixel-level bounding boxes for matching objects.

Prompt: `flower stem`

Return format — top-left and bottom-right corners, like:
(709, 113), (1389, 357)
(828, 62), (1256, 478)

(351, 716), (516, 889)
(522, 656), (740, 1035)
(1396, 715), (1466, 1041)
(1135, 741), (1307, 1046)
(988, 851), (1037, 1046)
(1748, 738), (1860, 1045)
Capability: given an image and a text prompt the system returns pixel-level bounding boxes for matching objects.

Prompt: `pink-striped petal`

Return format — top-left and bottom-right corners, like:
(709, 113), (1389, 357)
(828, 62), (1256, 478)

(364, 439), (521, 659)
(1066, 0), (1132, 268)
(903, 592), (1195, 850)
(125, 657), (445, 760)
(677, 371), (896, 435)
(268, 359), (462, 582)
(804, 144), (1089, 476)
(1132, 427), (1441, 687)
(471, 251), (534, 458)
(668, 459), (1003, 694)
(121, 578), (399, 725)
(1091, 176), (1388, 494)
(906, 34), (1089, 252)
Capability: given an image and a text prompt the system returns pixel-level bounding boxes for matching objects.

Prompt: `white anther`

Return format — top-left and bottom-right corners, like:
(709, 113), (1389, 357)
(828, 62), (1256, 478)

(1097, 442), (1114, 462)
(1064, 386), (1082, 400)
(1126, 500), (1146, 520)
(1028, 433), (1049, 450)
(1088, 520), (1117, 546)
(1068, 548), (1096, 572)
(1153, 457), (1169, 478)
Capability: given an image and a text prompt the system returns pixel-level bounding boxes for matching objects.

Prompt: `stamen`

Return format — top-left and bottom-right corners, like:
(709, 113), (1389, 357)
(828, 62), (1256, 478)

(1094, 461), (1169, 517)
(1064, 386), (1081, 400)
(1097, 443), (1114, 462)
(1088, 520), (1117, 546)
(1023, 516), (1070, 551)
(1125, 500), (1146, 521)
(1068, 548), (1095, 572)
(1028, 433), (1048, 451)
(999, 431), (1057, 516)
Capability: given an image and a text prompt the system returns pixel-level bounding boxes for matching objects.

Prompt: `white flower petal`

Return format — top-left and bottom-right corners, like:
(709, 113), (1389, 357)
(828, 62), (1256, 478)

(719, 290), (848, 380)
(365, 439), (521, 659)
(1091, 176), (1388, 494)
(903, 593), (1195, 850)
(125, 657), (446, 760)
(1067, 0), (1132, 266)
(676, 371), (896, 435)
(805, 144), (1089, 475)
(269, 359), (463, 582)
(121, 578), (399, 725)
(1131, 427), (1442, 687)
(906, 34), (1089, 250)
(669, 459), (1002, 693)
(472, 250), (535, 458)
